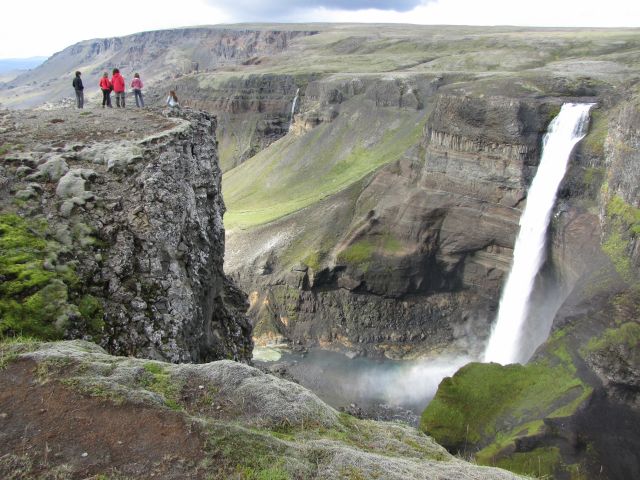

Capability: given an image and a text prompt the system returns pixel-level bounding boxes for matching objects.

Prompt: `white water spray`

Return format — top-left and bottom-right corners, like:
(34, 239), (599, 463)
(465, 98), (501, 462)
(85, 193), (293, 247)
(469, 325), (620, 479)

(484, 103), (594, 365)
(288, 88), (300, 132)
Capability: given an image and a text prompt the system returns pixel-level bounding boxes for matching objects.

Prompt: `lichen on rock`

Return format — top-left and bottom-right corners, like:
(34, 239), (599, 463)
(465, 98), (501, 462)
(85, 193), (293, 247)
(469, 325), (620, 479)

(0, 107), (252, 363)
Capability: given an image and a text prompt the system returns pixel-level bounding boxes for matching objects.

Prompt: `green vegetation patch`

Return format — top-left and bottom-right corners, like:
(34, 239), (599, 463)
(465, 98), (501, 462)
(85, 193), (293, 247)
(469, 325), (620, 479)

(607, 195), (640, 234)
(0, 142), (24, 157)
(204, 424), (296, 480)
(337, 232), (405, 269)
(493, 446), (562, 478)
(0, 214), (104, 341)
(582, 109), (609, 157)
(337, 239), (376, 267)
(141, 362), (182, 411)
(420, 358), (590, 451)
(224, 107), (426, 230)
(602, 194), (640, 282)
(0, 335), (40, 369)
(586, 322), (640, 353)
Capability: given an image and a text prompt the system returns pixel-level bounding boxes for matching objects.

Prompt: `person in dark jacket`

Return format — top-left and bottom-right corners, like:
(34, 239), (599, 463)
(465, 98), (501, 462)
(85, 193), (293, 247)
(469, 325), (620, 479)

(111, 68), (126, 108)
(99, 72), (112, 108)
(72, 71), (84, 109)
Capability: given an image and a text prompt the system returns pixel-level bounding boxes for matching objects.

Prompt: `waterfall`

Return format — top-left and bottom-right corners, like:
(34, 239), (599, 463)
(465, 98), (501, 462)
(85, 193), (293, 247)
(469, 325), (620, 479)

(288, 88), (300, 132)
(483, 103), (594, 365)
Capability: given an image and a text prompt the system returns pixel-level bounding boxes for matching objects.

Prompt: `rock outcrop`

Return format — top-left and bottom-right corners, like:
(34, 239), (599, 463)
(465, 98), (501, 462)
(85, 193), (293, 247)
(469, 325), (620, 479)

(0, 107), (252, 362)
(0, 339), (525, 480)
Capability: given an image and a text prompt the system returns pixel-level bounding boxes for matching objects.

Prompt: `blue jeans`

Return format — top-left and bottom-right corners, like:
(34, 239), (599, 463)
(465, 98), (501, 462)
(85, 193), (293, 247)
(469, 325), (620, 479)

(133, 89), (144, 107)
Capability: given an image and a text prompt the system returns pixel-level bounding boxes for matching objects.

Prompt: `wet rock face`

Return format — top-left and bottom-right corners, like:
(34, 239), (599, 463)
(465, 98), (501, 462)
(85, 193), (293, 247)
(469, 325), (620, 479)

(0, 107), (252, 363)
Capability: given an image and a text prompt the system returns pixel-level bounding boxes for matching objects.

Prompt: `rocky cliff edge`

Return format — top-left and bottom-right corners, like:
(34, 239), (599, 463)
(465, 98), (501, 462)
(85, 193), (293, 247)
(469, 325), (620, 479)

(0, 107), (252, 362)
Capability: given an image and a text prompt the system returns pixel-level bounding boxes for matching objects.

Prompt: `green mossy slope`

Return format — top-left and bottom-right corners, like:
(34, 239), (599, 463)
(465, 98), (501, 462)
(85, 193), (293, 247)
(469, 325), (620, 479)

(223, 102), (426, 230)
(420, 328), (593, 478)
(420, 358), (589, 452)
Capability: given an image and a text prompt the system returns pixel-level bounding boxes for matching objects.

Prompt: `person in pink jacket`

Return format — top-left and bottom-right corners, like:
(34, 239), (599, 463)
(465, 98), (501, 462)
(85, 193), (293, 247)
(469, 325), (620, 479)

(131, 73), (144, 108)
(111, 68), (126, 108)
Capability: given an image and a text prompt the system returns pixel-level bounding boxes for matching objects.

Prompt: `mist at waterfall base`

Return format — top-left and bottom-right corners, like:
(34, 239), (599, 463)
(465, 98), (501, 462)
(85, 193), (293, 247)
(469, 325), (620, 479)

(484, 103), (594, 365)
(253, 104), (593, 420)
(254, 348), (471, 420)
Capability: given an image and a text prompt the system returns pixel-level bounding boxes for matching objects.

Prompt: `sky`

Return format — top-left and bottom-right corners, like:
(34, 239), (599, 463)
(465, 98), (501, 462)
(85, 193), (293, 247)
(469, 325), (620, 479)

(2, 0), (639, 58)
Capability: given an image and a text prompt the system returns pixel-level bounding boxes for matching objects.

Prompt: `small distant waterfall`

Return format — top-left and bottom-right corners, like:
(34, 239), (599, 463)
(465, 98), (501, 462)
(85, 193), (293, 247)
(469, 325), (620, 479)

(484, 103), (594, 365)
(288, 88), (300, 132)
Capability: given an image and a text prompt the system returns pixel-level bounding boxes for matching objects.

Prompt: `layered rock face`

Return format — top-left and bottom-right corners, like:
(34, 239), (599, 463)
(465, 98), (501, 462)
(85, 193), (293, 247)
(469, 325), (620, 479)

(161, 74), (304, 171)
(0, 107), (252, 362)
(225, 78), (554, 358)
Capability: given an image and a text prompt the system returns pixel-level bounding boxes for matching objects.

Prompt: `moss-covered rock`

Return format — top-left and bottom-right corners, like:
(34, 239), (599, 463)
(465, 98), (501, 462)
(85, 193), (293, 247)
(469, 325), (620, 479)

(420, 357), (590, 453)
(0, 339), (525, 480)
(0, 214), (104, 341)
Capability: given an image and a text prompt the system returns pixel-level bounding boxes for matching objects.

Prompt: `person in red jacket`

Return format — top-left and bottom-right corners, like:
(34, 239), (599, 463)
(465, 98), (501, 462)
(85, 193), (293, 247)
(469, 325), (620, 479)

(99, 72), (112, 108)
(111, 68), (126, 108)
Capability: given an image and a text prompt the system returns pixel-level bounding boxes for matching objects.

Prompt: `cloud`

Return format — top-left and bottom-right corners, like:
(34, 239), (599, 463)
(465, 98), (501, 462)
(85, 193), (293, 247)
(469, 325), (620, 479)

(205, 0), (430, 20)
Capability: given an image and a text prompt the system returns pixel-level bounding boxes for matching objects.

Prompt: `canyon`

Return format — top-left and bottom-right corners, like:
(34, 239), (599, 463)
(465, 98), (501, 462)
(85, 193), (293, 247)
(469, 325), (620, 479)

(1, 24), (639, 479)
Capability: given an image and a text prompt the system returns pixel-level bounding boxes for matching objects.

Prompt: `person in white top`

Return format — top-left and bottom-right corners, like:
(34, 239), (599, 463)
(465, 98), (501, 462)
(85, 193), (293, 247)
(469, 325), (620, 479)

(166, 90), (180, 108)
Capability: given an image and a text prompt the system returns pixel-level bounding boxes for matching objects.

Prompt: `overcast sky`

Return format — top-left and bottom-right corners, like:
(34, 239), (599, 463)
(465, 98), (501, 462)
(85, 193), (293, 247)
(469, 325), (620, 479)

(2, 0), (639, 58)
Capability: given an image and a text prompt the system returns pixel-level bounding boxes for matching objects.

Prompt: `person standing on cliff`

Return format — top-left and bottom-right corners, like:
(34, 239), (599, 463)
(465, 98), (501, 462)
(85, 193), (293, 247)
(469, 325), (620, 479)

(72, 71), (84, 109)
(99, 72), (112, 108)
(111, 68), (126, 108)
(130, 73), (144, 108)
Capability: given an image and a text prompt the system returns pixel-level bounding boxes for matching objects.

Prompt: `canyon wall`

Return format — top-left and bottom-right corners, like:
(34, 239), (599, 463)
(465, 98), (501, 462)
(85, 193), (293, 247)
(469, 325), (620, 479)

(0, 107), (252, 362)
(224, 76), (564, 359)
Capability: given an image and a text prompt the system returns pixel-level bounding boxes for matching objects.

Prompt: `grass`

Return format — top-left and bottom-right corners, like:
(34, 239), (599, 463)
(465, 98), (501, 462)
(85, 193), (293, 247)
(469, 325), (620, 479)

(337, 239), (376, 267)
(0, 142), (24, 157)
(141, 362), (182, 411)
(493, 446), (562, 478)
(582, 110), (609, 157)
(223, 105), (426, 230)
(586, 322), (640, 353)
(607, 195), (640, 234)
(204, 424), (294, 480)
(420, 357), (590, 450)
(0, 335), (40, 369)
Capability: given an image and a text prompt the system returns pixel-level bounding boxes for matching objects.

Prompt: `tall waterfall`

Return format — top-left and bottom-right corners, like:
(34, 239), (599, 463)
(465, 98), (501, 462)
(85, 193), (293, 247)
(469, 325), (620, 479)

(484, 103), (594, 365)
(288, 88), (300, 132)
